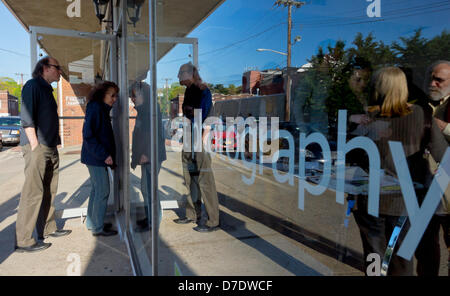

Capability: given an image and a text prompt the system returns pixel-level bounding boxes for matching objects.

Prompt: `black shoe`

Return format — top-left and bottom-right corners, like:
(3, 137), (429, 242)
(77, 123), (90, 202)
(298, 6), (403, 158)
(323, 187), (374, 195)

(87, 223), (112, 231)
(173, 217), (198, 224)
(93, 228), (118, 237)
(39, 229), (72, 240)
(15, 242), (52, 253)
(193, 225), (219, 233)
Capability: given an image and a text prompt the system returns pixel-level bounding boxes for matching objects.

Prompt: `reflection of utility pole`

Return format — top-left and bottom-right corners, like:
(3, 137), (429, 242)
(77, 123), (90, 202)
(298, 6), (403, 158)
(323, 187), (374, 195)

(162, 78), (172, 114)
(163, 78), (172, 101)
(274, 0), (305, 122)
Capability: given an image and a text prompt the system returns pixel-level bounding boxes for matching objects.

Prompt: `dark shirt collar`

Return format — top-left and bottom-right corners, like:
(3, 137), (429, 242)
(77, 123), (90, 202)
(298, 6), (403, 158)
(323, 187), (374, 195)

(36, 75), (53, 91)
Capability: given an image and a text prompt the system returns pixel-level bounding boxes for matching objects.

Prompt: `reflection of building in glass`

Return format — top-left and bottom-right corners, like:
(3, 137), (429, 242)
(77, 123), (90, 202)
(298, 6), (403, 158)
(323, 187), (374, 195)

(68, 55), (95, 84)
(57, 76), (137, 147)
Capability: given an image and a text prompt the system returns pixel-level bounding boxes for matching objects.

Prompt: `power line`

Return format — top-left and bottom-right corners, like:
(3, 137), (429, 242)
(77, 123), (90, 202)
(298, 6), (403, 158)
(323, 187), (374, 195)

(294, 1), (450, 28)
(0, 48), (29, 58)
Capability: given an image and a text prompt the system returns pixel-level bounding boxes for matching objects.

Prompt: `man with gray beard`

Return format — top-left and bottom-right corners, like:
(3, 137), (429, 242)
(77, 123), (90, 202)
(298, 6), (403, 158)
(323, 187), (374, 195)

(415, 60), (450, 276)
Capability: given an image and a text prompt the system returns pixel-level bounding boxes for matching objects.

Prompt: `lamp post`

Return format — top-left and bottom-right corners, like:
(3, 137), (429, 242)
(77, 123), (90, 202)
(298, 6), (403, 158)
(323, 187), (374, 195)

(256, 48), (288, 56)
(273, 0), (305, 122)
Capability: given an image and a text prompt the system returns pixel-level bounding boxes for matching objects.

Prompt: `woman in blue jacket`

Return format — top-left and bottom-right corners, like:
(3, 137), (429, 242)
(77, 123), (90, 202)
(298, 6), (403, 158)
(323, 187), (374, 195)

(81, 81), (119, 236)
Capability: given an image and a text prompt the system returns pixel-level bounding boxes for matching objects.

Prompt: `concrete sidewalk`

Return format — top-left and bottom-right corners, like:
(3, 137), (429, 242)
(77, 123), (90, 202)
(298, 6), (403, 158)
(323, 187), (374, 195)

(0, 145), (132, 276)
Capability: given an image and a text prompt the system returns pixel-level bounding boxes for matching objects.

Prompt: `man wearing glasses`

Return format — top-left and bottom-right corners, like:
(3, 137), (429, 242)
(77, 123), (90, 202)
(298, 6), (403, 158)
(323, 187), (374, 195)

(15, 56), (71, 253)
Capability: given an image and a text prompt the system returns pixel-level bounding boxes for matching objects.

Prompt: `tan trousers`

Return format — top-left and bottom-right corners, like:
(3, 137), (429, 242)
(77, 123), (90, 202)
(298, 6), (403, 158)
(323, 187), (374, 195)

(16, 144), (59, 247)
(182, 151), (219, 227)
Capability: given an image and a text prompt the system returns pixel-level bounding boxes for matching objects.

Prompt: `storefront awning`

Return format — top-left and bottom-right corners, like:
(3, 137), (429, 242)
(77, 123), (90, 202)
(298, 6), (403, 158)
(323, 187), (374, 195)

(1, 0), (225, 81)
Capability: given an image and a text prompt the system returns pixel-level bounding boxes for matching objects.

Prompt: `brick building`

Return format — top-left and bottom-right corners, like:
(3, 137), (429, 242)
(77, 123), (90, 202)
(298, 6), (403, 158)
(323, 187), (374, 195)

(242, 69), (286, 96)
(0, 90), (19, 116)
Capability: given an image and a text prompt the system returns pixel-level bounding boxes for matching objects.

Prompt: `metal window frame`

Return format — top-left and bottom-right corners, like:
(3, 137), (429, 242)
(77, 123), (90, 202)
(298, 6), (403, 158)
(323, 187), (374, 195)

(127, 35), (199, 69)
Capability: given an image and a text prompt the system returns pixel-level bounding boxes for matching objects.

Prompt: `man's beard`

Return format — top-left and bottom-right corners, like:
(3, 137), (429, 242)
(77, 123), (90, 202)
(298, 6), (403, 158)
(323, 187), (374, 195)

(428, 85), (450, 101)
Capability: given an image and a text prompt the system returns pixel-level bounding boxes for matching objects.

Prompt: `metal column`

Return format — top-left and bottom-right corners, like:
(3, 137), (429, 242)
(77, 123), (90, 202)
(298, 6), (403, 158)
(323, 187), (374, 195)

(149, 0), (159, 276)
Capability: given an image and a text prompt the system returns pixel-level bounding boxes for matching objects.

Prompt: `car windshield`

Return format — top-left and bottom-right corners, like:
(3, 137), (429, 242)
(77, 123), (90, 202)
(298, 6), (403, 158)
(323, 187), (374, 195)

(0, 118), (21, 127)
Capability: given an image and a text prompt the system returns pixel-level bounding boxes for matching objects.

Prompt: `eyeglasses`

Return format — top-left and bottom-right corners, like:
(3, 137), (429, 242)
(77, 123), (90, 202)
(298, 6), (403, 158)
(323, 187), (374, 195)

(48, 64), (61, 71)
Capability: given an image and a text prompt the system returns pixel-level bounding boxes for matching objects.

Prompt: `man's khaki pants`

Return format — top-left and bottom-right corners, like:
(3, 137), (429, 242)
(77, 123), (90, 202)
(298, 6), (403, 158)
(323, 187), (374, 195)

(16, 144), (59, 247)
(182, 151), (219, 228)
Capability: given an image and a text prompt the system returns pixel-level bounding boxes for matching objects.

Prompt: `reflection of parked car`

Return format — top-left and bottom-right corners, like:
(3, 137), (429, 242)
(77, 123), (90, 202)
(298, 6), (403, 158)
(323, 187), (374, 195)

(210, 122), (237, 152)
(0, 116), (21, 145)
(0, 132), (2, 151)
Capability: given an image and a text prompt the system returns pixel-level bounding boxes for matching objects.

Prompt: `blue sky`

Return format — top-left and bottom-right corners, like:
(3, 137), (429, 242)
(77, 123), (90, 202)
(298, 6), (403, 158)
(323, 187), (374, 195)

(158, 0), (449, 87)
(0, 2), (30, 83)
(0, 0), (448, 88)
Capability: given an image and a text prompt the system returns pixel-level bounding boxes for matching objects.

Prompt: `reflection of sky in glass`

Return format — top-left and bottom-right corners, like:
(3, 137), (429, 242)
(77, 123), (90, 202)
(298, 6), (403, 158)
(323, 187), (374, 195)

(157, 0), (449, 87)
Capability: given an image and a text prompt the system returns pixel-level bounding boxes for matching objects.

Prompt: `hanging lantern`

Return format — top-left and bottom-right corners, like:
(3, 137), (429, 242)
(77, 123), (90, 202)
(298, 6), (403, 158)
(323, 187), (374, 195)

(127, 0), (145, 27)
(93, 0), (110, 24)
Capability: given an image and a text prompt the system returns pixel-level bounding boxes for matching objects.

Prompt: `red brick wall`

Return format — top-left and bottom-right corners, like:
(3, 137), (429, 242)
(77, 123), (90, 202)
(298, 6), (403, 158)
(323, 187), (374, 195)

(0, 91), (19, 116)
(242, 71), (261, 94)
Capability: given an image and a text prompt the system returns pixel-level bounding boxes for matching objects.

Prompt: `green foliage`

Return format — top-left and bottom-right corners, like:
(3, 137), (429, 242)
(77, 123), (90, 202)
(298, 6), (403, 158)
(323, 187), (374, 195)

(158, 82), (186, 115)
(301, 30), (450, 125)
(0, 77), (22, 112)
(208, 83), (242, 95)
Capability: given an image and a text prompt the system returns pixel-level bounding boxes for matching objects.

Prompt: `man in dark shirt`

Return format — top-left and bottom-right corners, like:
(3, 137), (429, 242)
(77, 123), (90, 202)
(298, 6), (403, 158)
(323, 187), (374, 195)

(15, 56), (71, 253)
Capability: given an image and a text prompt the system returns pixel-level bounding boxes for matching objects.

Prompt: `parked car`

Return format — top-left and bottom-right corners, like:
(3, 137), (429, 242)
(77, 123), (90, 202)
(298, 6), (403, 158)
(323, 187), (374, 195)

(0, 132), (2, 151)
(0, 116), (21, 146)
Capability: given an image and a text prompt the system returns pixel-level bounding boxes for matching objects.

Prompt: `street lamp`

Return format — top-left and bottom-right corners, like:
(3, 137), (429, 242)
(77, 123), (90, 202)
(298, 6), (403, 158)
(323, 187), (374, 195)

(256, 48), (287, 56)
(127, 0), (146, 27)
(93, 0), (110, 24)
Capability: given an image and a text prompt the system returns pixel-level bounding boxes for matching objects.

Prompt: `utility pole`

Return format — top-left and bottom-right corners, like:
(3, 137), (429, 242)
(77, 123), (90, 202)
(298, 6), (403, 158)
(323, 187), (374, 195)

(163, 78), (172, 101)
(15, 73), (26, 88)
(274, 0), (305, 122)
(162, 78), (172, 114)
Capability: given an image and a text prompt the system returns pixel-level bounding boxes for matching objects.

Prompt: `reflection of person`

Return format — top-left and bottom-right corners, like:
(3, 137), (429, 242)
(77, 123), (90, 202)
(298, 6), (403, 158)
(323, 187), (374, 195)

(336, 58), (374, 169)
(292, 58), (330, 136)
(174, 62), (220, 233)
(352, 67), (447, 275)
(15, 56), (71, 253)
(415, 60), (450, 276)
(130, 81), (166, 232)
(81, 81), (119, 237)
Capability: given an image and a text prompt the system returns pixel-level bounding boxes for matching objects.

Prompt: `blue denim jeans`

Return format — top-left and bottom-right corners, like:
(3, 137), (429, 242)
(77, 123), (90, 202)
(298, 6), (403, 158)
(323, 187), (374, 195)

(86, 165), (110, 233)
(141, 164), (162, 228)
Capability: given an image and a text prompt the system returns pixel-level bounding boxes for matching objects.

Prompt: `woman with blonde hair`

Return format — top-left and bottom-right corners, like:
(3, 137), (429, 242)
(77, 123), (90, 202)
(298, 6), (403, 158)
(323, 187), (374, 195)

(352, 67), (447, 275)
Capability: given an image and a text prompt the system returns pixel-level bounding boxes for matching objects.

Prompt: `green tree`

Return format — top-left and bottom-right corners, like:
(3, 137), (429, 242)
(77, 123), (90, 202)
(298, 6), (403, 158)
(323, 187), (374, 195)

(157, 82), (186, 115)
(0, 77), (22, 111)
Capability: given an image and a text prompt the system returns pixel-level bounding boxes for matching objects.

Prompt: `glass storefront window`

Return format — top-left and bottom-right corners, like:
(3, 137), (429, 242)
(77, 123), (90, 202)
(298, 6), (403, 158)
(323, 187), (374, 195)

(151, 0), (449, 276)
(5, 0), (447, 276)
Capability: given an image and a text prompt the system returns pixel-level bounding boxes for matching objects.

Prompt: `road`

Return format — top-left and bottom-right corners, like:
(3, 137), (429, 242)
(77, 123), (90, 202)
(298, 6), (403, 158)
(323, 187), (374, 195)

(0, 145), (23, 187)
